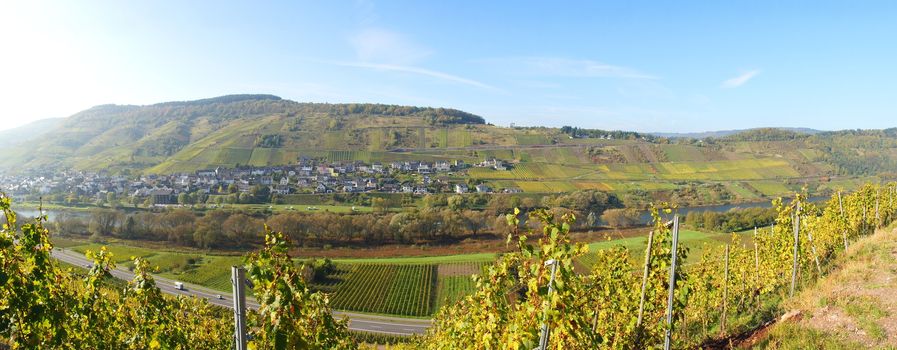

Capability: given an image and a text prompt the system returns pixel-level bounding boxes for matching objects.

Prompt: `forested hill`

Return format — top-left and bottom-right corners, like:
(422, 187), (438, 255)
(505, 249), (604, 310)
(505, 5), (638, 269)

(0, 95), (487, 173)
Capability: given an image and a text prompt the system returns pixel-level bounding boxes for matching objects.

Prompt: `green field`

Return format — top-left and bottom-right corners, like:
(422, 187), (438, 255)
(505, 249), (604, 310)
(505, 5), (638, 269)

(746, 181), (792, 196)
(575, 229), (741, 270)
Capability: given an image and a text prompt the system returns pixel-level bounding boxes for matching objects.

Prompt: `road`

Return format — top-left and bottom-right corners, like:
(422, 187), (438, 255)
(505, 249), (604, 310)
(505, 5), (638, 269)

(51, 248), (431, 336)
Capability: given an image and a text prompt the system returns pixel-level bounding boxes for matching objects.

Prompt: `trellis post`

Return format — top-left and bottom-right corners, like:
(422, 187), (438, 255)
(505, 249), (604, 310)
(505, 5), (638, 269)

(663, 215), (680, 350)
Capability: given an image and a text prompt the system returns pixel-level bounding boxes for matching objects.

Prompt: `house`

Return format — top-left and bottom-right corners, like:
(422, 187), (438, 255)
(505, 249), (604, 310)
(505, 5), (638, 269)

(435, 161), (451, 172)
(151, 188), (176, 205)
(475, 184), (492, 193)
(455, 184), (468, 194)
(271, 184), (291, 195)
(315, 184), (332, 193)
(503, 187), (523, 194)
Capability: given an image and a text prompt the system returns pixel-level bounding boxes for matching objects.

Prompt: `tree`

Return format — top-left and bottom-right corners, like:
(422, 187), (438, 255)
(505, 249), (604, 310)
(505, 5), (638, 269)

(371, 197), (389, 213)
(223, 213), (262, 247)
(177, 192), (190, 205)
(447, 195), (466, 211)
(193, 211), (229, 248)
(461, 210), (488, 237)
(88, 209), (122, 238)
(600, 208), (640, 228)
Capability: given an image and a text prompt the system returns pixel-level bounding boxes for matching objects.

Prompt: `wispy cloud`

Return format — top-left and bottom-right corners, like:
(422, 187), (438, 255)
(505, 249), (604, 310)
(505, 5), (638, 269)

(721, 70), (761, 88)
(332, 61), (501, 91)
(349, 27), (432, 65)
(482, 57), (658, 79)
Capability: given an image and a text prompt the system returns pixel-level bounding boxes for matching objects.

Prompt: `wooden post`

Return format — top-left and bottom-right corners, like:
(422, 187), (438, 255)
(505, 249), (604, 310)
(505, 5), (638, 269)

(663, 215), (680, 350)
(753, 227), (760, 309)
(637, 230), (655, 328)
(790, 201), (801, 298)
(721, 244), (729, 335)
(232, 266), (247, 350)
(839, 191), (848, 250)
(863, 204), (867, 234)
(807, 231), (822, 275)
(538, 260), (559, 350)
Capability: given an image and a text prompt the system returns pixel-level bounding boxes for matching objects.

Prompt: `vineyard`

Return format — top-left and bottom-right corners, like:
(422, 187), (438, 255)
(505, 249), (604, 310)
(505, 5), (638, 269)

(397, 183), (897, 349)
(313, 264), (437, 317)
(3, 183), (897, 348)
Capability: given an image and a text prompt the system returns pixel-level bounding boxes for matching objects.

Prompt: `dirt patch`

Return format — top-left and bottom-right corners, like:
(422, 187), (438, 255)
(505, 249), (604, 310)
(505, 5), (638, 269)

(437, 263), (482, 277)
(770, 227), (897, 347)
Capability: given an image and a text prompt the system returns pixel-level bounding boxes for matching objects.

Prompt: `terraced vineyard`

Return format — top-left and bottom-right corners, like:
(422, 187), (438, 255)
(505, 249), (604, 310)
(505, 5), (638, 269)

(314, 264), (438, 317)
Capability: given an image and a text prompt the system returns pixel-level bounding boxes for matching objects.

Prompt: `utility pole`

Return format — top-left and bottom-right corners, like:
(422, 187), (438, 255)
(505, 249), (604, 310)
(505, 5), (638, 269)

(537, 259), (559, 350)
(232, 266), (247, 350)
(663, 215), (680, 350)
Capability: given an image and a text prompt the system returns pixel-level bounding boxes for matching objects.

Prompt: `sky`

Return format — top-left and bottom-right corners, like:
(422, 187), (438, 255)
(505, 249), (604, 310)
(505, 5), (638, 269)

(2, 1), (897, 133)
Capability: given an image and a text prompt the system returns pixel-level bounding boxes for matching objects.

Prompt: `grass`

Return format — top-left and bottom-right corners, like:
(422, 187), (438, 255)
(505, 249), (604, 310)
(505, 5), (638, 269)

(753, 322), (864, 350)
(755, 224), (897, 348)
(158, 255), (243, 292)
(576, 229), (736, 269)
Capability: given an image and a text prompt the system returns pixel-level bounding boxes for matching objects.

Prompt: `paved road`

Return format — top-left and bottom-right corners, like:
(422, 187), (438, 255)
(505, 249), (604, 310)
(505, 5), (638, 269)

(51, 248), (431, 336)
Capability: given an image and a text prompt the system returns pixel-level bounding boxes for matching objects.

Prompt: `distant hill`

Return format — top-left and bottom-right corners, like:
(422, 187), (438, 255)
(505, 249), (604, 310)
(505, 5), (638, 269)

(0, 118), (64, 148)
(650, 127), (824, 139)
(0, 95), (494, 173)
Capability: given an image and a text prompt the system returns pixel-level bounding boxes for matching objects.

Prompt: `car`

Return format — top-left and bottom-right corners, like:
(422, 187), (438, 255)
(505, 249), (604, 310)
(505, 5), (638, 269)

(216, 295), (223, 300)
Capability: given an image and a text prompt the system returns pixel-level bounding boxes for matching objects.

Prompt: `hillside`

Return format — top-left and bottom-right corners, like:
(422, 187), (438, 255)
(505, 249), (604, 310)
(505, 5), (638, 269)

(1, 95), (896, 200)
(0, 95), (487, 173)
(749, 225), (897, 349)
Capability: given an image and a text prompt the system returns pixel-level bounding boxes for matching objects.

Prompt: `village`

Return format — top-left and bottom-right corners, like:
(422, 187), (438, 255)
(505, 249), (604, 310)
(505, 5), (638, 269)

(0, 157), (522, 206)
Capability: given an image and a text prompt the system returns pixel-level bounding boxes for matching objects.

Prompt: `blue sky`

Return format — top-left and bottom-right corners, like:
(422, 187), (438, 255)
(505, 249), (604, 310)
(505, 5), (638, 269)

(2, 1), (897, 132)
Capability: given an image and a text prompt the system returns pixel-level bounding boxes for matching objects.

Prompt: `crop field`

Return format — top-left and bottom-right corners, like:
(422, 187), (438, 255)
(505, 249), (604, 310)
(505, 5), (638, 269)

(469, 162), (593, 182)
(661, 145), (707, 162)
(571, 181), (614, 191)
(515, 134), (551, 145)
(725, 182), (761, 200)
(746, 181), (792, 196)
(327, 150), (372, 162)
(515, 181), (578, 193)
(435, 275), (477, 310)
(446, 129), (472, 148)
(315, 264), (437, 317)
(214, 148), (253, 165)
(588, 159), (799, 181)
(248, 148), (275, 166)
